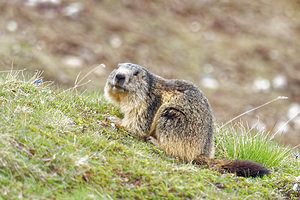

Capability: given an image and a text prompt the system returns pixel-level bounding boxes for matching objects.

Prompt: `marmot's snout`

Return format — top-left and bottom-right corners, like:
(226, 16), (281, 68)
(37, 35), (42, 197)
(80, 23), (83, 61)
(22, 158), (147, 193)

(114, 73), (126, 89)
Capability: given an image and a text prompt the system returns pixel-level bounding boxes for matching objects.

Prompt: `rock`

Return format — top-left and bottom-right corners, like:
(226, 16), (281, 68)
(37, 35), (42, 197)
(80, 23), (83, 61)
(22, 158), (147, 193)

(62, 56), (83, 68)
(292, 183), (298, 192)
(190, 21), (201, 32)
(199, 75), (219, 90)
(287, 103), (300, 119)
(63, 2), (84, 19)
(110, 35), (122, 49)
(272, 74), (287, 90)
(7, 20), (18, 32)
(253, 78), (270, 92)
(25, 0), (61, 7)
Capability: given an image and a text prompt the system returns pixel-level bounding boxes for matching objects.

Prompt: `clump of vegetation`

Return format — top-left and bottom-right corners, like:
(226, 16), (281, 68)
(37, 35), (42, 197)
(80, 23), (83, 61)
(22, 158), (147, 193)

(0, 71), (299, 199)
(216, 123), (293, 168)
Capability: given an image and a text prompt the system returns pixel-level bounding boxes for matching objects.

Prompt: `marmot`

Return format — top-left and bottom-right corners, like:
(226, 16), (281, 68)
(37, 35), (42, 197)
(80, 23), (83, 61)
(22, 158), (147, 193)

(104, 63), (270, 178)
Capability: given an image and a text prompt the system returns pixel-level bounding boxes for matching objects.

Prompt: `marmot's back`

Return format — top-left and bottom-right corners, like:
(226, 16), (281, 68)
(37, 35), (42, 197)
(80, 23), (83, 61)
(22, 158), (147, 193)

(152, 78), (215, 160)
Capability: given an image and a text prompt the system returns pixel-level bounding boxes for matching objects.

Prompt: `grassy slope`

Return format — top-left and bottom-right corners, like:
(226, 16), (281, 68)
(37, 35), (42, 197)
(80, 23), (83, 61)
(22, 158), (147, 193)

(0, 73), (299, 200)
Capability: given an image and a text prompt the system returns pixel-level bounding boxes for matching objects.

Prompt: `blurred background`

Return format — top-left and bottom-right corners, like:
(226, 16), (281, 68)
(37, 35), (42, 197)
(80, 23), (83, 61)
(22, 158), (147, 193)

(0, 0), (299, 147)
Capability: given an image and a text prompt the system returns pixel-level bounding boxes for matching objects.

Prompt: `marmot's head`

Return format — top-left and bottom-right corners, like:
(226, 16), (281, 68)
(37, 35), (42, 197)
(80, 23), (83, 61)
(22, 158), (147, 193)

(104, 63), (151, 106)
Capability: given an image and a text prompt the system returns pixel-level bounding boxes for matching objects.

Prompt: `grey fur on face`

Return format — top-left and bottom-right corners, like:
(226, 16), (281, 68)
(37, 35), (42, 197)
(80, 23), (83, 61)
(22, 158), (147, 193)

(105, 63), (150, 103)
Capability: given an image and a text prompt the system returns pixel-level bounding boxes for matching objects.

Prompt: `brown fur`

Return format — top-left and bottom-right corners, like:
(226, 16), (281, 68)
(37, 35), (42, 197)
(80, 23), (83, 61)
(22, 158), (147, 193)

(104, 63), (270, 178)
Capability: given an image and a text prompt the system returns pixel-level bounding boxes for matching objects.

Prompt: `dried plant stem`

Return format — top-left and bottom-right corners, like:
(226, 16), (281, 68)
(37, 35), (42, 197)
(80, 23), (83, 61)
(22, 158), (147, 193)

(218, 96), (288, 131)
(270, 111), (300, 140)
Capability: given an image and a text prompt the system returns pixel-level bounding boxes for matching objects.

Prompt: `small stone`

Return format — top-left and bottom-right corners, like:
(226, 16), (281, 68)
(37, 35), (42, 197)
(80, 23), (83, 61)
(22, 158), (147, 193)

(272, 74), (287, 90)
(190, 21), (201, 32)
(25, 0), (61, 7)
(199, 75), (219, 90)
(7, 20), (18, 32)
(25, 0), (39, 7)
(63, 2), (84, 18)
(110, 35), (122, 48)
(292, 183), (298, 191)
(253, 78), (270, 92)
(62, 56), (83, 68)
(48, 0), (61, 5)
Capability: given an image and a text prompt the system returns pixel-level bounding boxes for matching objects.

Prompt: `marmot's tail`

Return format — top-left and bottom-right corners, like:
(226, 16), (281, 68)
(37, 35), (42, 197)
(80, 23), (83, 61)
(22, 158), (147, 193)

(193, 157), (270, 178)
(217, 160), (270, 177)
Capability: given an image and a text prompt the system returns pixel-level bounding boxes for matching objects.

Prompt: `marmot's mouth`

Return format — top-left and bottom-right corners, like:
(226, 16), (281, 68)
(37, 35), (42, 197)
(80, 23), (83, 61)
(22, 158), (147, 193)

(112, 84), (126, 91)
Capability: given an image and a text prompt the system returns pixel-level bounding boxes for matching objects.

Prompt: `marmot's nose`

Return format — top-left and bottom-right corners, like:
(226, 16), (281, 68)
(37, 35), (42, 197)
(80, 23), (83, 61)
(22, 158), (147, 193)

(115, 74), (126, 88)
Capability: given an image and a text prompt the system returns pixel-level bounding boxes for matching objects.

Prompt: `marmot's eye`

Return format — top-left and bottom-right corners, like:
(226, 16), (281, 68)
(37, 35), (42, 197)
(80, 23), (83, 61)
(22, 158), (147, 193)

(133, 71), (139, 76)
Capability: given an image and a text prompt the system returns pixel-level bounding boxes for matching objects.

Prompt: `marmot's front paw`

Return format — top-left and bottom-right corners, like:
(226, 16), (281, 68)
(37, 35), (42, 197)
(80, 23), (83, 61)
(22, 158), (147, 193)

(145, 136), (159, 146)
(107, 116), (121, 125)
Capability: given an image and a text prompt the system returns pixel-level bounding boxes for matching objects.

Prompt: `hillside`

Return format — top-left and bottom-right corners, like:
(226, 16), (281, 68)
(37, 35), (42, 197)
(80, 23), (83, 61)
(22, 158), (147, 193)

(0, 72), (299, 199)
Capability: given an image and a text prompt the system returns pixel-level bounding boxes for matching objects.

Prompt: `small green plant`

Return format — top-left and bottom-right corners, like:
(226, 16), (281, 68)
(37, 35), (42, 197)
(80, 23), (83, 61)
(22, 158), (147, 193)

(215, 123), (292, 168)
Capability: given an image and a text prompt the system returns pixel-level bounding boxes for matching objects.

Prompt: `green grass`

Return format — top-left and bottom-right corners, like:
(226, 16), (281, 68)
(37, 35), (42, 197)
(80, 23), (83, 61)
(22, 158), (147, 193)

(0, 71), (299, 199)
(216, 123), (293, 168)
